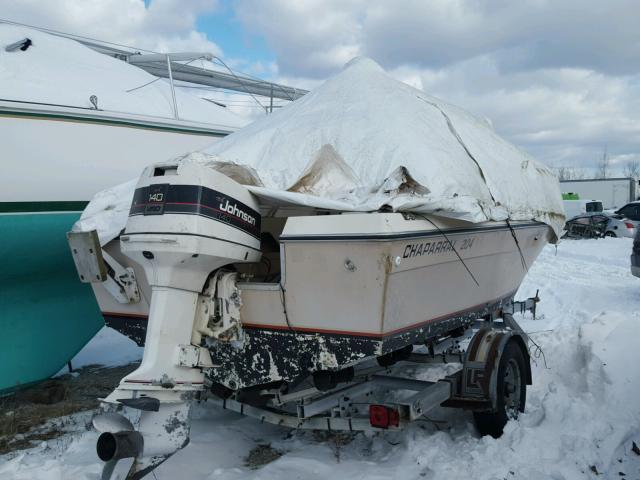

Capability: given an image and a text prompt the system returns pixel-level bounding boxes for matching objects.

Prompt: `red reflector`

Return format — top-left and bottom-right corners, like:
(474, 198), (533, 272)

(369, 405), (400, 428)
(625, 222), (634, 229)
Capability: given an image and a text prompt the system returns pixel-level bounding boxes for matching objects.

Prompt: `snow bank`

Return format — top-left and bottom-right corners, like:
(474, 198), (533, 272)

(0, 24), (245, 128)
(75, 57), (564, 244)
(3, 238), (638, 479)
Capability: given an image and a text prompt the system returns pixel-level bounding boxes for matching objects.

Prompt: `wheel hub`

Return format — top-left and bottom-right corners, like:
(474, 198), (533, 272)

(503, 358), (522, 418)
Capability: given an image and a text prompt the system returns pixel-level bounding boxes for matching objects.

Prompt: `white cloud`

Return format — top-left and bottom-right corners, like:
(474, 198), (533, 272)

(0, 0), (222, 55)
(235, 0), (365, 77)
(398, 57), (640, 169)
(236, 0), (640, 78)
(235, 0), (640, 170)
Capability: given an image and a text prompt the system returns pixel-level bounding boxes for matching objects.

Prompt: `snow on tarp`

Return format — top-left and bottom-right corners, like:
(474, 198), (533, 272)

(76, 57), (564, 243)
(0, 24), (245, 128)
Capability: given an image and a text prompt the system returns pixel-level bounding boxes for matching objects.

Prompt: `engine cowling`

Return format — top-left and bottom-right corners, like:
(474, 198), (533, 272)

(121, 161), (262, 291)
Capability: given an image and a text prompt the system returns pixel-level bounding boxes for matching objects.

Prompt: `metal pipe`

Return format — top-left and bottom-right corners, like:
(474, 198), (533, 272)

(298, 381), (373, 418)
(372, 375), (435, 392)
(140, 63), (307, 101)
(407, 380), (452, 420)
(269, 85), (274, 113)
(129, 52), (212, 64)
(166, 54), (179, 120)
(407, 352), (465, 364)
(96, 431), (143, 461)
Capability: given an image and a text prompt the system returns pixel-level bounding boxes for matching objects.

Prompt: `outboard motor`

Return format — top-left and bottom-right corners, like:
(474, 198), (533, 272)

(95, 161), (261, 479)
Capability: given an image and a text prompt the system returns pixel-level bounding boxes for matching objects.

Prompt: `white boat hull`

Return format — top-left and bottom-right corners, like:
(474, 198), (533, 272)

(0, 101), (233, 203)
(90, 211), (551, 389)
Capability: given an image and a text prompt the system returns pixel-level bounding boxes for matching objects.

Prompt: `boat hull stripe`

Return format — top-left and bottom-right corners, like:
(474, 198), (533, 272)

(280, 222), (545, 242)
(0, 108), (231, 137)
(0, 201), (89, 213)
(128, 184), (262, 239)
(101, 289), (517, 341)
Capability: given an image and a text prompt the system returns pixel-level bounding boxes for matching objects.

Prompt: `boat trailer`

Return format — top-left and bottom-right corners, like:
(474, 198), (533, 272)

(205, 295), (538, 433)
(92, 295), (538, 479)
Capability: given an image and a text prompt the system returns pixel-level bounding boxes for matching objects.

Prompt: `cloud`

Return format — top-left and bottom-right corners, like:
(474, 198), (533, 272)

(235, 0), (640, 170)
(234, 0), (365, 77)
(362, 0), (640, 76)
(0, 0), (222, 55)
(236, 0), (640, 78)
(393, 57), (640, 168)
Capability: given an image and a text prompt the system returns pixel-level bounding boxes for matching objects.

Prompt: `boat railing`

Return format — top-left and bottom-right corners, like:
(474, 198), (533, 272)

(0, 96), (240, 132)
(0, 97), (102, 112)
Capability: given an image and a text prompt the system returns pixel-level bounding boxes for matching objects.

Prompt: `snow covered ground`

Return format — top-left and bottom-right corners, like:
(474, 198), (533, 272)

(2, 238), (639, 480)
(58, 327), (143, 373)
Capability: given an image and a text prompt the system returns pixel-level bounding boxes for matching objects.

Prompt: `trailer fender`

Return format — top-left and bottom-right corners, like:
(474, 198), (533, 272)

(447, 328), (530, 411)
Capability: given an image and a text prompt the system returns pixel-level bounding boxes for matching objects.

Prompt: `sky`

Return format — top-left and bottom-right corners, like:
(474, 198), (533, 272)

(1, 0), (639, 173)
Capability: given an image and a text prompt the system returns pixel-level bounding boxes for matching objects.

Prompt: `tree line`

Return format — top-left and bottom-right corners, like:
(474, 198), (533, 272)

(554, 155), (640, 181)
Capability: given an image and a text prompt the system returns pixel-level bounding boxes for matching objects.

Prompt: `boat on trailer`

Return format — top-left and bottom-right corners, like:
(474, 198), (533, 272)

(69, 161), (553, 479)
(86, 167), (551, 390)
(67, 57), (564, 479)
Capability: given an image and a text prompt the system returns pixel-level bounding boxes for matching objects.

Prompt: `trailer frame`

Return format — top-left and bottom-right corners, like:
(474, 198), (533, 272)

(204, 295), (538, 433)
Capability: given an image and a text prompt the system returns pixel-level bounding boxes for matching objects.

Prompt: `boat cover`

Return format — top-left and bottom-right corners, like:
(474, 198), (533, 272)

(75, 57), (564, 243)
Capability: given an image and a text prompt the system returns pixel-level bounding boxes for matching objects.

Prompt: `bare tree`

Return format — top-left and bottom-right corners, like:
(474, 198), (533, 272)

(555, 167), (589, 180)
(623, 159), (640, 178)
(596, 146), (610, 179)
(571, 168), (586, 179)
(555, 166), (570, 181)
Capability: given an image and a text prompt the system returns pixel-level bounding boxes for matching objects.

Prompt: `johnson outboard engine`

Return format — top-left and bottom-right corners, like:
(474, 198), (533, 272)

(94, 161), (261, 479)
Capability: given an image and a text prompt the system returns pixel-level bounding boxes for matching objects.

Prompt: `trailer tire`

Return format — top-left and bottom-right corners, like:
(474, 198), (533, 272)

(473, 341), (527, 438)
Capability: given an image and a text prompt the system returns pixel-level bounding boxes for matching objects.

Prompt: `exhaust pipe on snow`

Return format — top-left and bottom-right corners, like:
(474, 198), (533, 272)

(93, 402), (193, 480)
(97, 431), (143, 462)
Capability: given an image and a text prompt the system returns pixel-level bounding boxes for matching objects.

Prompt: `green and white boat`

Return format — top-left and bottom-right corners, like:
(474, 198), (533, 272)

(0, 24), (246, 394)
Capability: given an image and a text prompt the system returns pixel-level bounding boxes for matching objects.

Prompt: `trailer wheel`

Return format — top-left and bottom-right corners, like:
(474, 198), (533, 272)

(473, 341), (527, 438)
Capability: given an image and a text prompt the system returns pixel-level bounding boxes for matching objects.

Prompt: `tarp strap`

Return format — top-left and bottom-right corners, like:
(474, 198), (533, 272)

(506, 218), (528, 272)
(417, 214), (480, 287)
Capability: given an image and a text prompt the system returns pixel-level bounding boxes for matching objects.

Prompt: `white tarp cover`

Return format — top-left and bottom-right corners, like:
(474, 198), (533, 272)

(76, 57), (564, 242)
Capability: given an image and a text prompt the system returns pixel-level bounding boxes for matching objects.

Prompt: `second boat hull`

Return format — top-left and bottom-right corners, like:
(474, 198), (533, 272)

(0, 210), (102, 394)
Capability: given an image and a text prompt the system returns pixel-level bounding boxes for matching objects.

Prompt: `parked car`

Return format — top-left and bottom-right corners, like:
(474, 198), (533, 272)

(563, 213), (636, 239)
(613, 201), (640, 230)
(632, 228), (640, 278)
